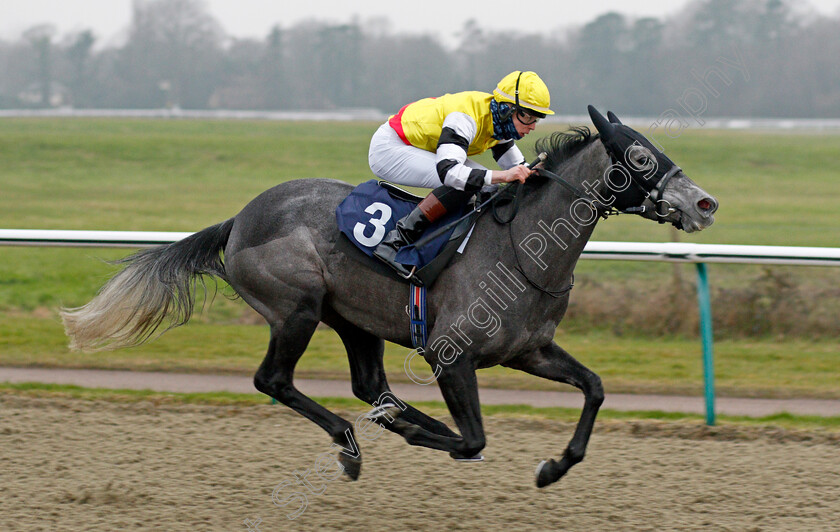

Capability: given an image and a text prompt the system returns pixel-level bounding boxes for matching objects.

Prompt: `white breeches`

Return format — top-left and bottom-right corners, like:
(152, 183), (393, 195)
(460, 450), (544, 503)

(367, 122), (489, 190)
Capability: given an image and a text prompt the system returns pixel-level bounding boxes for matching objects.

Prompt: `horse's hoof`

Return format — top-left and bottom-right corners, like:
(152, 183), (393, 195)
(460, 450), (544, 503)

(535, 459), (559, 488)
(338, 453), (362, 481)
(450, 451), (485, 462)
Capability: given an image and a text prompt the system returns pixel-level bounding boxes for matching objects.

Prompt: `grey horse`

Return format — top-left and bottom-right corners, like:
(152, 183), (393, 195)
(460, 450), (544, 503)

(62, 106), (718, 488)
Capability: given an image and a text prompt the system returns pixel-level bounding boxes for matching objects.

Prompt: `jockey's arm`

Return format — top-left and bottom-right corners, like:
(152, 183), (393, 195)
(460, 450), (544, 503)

(490, 165), (534, 184)
(489, 139), (533, 184)
(435, 113), (533, 191)
(491, 139), (524, 169)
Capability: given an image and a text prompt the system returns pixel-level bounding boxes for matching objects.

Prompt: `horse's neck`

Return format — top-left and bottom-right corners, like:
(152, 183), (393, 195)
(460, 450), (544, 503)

(519, 142), (608, 283)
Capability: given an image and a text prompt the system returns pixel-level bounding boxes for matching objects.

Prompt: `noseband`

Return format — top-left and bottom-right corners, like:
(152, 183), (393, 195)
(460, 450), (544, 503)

(625, 164), (682, 219)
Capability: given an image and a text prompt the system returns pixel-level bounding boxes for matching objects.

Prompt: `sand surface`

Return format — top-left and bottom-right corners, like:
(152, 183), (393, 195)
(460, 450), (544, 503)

(2, 395), (838, 531)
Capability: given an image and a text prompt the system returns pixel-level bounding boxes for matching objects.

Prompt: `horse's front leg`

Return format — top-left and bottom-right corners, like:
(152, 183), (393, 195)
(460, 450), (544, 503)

(503, 341), (604, 488)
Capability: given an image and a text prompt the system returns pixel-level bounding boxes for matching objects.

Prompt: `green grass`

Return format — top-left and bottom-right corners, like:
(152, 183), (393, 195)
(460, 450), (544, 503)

(1, 119), (377, 231)
(2, 118), (838, 243)
(2, 314), (838, 399)
(1, 118), (839, 400)
(3, 382), (839, 433)
(1, 118), (838, 307)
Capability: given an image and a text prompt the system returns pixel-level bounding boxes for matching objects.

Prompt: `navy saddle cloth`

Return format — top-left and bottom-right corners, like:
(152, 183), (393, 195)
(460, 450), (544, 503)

(336, 180), (476, 286)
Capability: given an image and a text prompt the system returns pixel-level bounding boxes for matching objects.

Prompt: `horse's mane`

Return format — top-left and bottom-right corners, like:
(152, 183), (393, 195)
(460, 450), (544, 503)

(491, 126), (599, 214)
(533, 126), (597, 170)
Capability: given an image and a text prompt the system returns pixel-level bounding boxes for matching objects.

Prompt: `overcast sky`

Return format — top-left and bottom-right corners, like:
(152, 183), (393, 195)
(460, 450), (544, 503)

(3, 0), (840, 48)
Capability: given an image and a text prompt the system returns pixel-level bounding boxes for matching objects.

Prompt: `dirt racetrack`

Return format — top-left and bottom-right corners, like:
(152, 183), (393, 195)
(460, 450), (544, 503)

(2, 395), (839, 531)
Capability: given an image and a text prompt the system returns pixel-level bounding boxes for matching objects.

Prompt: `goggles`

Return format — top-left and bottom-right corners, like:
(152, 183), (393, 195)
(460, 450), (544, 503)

(516, 109), (541, 125)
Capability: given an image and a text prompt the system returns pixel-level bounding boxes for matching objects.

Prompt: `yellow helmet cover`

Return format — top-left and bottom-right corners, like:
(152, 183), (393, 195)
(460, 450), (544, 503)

(493, 71), (554, 116)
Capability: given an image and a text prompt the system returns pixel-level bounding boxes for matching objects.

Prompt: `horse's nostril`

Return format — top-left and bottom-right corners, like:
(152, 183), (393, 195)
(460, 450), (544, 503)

(698, 199), (712, 211)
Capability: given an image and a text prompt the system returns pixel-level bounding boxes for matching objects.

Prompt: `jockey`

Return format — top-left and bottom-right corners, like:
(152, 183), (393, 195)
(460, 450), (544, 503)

(368, 70), (554, 278)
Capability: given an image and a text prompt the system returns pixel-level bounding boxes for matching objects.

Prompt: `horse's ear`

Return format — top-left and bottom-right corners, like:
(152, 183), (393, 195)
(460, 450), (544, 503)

(607, 111), (623, 125)
(588, 105), (614, 140)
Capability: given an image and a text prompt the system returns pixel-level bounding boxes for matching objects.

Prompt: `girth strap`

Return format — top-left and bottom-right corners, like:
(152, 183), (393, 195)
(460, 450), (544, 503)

(409, 283), (428, 348)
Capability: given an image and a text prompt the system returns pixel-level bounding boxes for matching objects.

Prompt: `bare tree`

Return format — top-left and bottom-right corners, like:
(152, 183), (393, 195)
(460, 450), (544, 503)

(0, 0), (837, 117)
(22, 25), (57, 107)
(118, 0), (225, 108)
(61, 30), (96, 107)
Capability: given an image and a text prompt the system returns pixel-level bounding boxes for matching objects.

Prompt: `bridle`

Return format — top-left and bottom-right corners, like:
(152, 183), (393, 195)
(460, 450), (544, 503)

(527, 157), (682, 221)
(488, 151), (683, 298)
(604, 162), (682, 220)
(417, 143), (684, 298)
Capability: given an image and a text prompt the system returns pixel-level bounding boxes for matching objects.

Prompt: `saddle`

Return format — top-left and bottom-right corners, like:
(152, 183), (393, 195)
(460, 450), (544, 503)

(335, 180), (480, 288)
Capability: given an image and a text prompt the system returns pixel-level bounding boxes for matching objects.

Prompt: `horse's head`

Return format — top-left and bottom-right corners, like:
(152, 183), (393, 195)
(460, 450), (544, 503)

(588, 105), (718, 233)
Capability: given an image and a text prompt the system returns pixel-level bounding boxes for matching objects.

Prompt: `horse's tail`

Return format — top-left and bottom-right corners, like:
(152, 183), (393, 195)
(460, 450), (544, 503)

(60, 218), (235, 352)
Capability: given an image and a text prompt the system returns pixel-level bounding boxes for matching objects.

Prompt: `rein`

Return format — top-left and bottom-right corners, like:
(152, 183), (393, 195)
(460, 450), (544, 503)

(504, 211), (575, 299)
(488, 154), (680, 298)
(414, 145), (681, 298)
(490, 165), (612, 225)
(491, 170), (576, 299)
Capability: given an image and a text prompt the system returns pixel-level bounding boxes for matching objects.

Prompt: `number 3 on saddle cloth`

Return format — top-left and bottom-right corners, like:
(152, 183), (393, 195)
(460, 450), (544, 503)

(336, 179), (478, 287)
(336, 180), (480, 348)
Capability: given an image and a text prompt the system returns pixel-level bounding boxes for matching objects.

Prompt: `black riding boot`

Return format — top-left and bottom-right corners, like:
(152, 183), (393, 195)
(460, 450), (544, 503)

(373, 191), (448, 279)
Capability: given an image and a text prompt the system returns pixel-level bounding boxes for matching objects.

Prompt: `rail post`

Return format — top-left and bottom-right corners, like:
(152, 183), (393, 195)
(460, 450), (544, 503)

(695, 262), (716, 425)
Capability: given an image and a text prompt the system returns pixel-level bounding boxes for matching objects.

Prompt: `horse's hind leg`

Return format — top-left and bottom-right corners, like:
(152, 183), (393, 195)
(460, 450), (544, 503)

(502, 341), (604, 488)
(362, 349), (488, 459)
(323, 310), (459, 440)
(327, 325), (486, 459)
(251, 298), (364, 480)
(227, 229), (365, 478)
